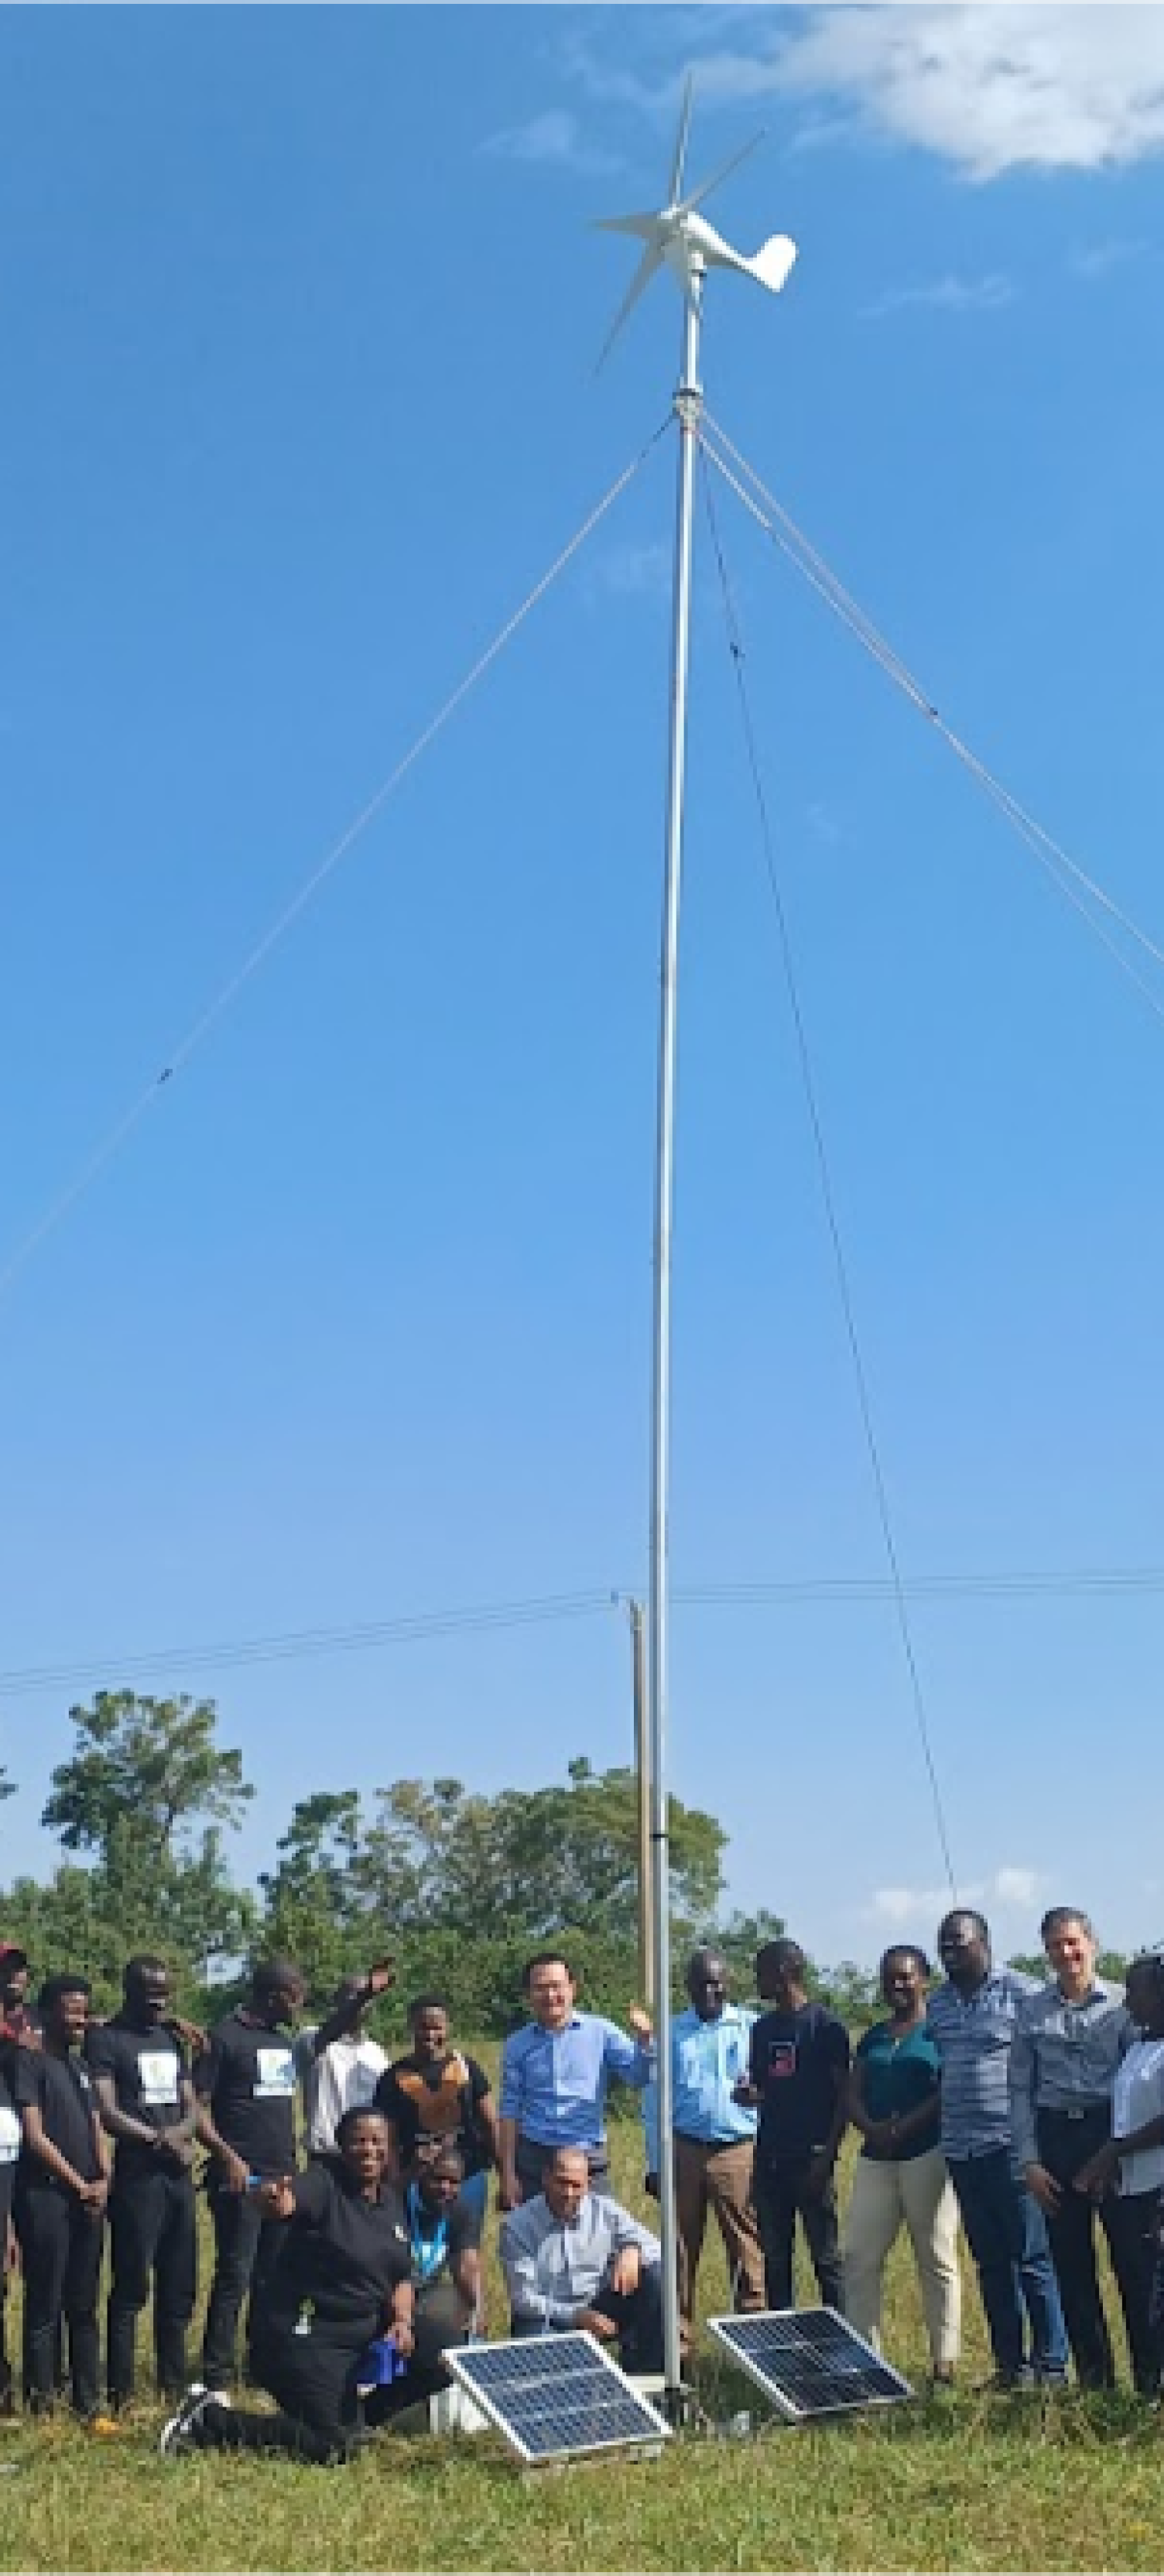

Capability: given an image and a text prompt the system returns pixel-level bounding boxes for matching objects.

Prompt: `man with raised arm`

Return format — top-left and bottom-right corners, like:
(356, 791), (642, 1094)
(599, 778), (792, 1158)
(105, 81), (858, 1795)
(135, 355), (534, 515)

(87, 1954), (198, 2410)
(500, 2145), (664, 2372)
(194, 1954), (304, 2391)
(498, 1951), (654, 2208)
(293, 1960), (395, 2162)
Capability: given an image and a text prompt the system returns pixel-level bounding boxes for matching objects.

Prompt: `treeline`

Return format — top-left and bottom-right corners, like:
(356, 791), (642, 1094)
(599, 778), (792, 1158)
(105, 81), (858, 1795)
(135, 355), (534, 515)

(0, 1689), (864, 2033)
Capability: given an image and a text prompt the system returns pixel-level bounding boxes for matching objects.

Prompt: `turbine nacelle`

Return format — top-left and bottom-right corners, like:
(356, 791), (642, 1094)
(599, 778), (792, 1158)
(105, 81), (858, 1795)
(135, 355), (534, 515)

(594, 77), (797, 370)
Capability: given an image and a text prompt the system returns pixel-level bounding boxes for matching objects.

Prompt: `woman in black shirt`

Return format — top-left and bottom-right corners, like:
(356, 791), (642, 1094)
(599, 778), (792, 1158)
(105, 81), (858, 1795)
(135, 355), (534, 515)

(161, 2108), (414, 2463)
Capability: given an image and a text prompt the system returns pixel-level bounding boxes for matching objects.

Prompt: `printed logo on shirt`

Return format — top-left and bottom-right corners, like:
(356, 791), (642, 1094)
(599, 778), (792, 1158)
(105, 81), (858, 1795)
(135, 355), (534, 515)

(253, 2047), (296, 2099)
(76, 2065), (91, 2091)
(0, 2106), (19, 2163)
(137, 2050), (180, 2108)
(767, 2041), (799, 2082)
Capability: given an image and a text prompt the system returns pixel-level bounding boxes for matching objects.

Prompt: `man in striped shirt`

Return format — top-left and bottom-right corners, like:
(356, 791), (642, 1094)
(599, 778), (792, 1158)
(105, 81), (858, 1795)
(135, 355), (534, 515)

(926, 1910), (1067, 2388)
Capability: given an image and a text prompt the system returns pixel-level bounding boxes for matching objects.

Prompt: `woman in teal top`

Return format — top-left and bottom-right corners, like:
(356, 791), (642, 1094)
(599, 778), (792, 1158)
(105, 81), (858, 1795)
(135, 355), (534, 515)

(842, 1947), (960, 2383)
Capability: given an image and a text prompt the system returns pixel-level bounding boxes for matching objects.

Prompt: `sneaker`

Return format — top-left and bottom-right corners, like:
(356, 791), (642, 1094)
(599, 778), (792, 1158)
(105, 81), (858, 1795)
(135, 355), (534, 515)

(159, 2386), (230, 2458)
(977, 2367), (1035, 2393)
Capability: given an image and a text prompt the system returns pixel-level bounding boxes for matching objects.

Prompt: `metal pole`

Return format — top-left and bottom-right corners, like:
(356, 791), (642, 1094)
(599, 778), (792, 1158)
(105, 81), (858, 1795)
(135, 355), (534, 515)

(649, 262), (703, 2412)
(628, 1598), (655, 2013)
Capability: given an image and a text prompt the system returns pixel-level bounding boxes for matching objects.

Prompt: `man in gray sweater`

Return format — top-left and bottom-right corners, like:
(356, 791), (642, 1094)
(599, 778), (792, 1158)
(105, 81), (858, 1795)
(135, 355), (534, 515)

(499, 2145), (663, 2372)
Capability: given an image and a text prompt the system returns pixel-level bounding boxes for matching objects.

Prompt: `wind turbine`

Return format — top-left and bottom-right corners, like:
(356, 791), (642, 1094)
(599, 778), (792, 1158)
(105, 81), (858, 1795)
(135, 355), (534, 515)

(595, 80), (797, 2412)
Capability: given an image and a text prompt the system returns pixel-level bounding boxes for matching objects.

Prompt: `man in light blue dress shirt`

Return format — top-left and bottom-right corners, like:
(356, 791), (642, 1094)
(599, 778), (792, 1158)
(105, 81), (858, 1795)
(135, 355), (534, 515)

(498, 1952), (654, 2208)
(643, 1949), (763, 2352)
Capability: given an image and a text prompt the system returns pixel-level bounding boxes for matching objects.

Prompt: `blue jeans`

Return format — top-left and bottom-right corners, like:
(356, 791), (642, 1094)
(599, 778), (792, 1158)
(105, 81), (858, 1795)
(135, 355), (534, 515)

(947, 2150), (1068, 2380)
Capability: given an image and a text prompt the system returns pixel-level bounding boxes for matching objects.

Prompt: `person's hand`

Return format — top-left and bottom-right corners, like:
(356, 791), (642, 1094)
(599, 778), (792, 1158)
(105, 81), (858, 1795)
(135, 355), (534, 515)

(78, 2177), (108, 2215)
(628, 2006), (653, 2041)
(609, 2245), (641, 2298)
(862, 2119), (895, 2152)
(731, 2078), (759, 2108)
(169, 2016), (208, 2057)
(577, 2307), (618, 2342)
(257, 2176), (296, 2220)
(498, 2173), (521, 2212)
(221, 2149), (252, 2197)
(804, 2149), (833, 2201)
(390, 2315), (414, 2359)
(1073, 2146), (1117, 2200)
(367, 1959), (395, 1997)
(15, 2023), (41, 2052)
(644, 2170), (659, 2201)
(1025, 2161), (1062, 2216)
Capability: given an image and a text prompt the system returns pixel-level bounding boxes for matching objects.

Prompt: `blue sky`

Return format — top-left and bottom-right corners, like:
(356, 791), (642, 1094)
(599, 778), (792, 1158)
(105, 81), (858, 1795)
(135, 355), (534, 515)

(3, 5), (1164, 1972)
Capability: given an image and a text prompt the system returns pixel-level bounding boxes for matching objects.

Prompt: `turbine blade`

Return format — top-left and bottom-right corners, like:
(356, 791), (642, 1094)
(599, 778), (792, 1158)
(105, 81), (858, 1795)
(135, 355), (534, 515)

(594, 239), (666, 372)
(677, 129), (763, 218)
(591, 211), (659, 239)
(667, 74), (694, 205)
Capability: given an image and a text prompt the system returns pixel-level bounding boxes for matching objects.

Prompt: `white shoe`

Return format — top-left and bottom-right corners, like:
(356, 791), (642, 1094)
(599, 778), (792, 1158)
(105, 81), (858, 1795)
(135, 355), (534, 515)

(159, 2386), (231, 2457)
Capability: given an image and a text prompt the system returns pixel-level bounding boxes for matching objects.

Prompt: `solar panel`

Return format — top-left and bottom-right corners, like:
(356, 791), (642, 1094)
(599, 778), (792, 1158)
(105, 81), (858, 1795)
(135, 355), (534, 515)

(707, 2308), (913, 2421)
(443, 2331), (672, 2465)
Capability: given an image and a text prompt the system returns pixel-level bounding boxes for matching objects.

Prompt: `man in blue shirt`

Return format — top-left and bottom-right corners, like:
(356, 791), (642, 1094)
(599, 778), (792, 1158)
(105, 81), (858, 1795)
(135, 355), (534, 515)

(498, 1952), (654, 2208)
(643, 1948), (763, 2355)
(926, 1908), (1067, 2389)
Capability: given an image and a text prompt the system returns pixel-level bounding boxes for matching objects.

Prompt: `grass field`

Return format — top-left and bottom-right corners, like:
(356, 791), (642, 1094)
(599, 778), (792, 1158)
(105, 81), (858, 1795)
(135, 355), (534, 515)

(0, 2091), (1159, 2571)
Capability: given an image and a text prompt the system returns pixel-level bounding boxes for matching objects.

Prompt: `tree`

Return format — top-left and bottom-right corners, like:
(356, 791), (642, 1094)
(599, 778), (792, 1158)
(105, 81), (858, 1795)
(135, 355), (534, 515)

(351, 1759), (725, 1948)
(43, 1690), (252, 1866)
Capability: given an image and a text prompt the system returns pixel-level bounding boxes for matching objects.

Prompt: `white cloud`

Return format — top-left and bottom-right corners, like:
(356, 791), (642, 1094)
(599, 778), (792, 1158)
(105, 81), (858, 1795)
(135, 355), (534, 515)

(482, 109), (621, 179)
(868, 1864), (1044, 1927)
(770, 6), (1164, 181)
(573, 8), (1164, 185)
(1069, 236), (1148, 280)
(582, 540), (671, 608)
(864, 271), (1015, 319)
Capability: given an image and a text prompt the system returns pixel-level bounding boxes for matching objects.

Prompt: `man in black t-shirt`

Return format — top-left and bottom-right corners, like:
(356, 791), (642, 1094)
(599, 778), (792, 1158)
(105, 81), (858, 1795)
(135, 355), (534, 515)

(735, 1939), (849, 2311)
(87, 1955), (197, 2408)
(12, 1973), (109, 2417)
(194, 1955), (305, 2391)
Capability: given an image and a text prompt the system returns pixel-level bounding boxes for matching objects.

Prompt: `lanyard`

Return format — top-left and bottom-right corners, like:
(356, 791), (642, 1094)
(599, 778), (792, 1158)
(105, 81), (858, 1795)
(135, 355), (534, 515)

(407, 2184), (448, 2283)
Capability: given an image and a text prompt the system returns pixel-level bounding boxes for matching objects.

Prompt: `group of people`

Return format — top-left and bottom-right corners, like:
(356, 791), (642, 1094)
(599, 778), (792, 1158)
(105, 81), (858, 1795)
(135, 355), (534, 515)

(641, 1913), (1164, 2398)
(0, 1904), (1159, 2464)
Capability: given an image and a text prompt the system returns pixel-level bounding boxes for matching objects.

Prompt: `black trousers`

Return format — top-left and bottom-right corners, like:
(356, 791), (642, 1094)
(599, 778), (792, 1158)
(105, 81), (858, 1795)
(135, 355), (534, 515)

(108, 2163), (197, 2403)
(1037, 2108), (1156, 2391)
(753, 2156), (843, 2311)
(0, 2169), (14, 2403)
(512, 2265), (665, 2374)
(16, 2184), (102, 2417)
(200, 2188), (286, 2391)
(195, 2328), (364, 2464)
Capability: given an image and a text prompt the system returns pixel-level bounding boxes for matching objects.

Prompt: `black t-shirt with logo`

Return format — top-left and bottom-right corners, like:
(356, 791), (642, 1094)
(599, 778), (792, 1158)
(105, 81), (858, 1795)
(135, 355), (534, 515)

(375, 2050), (491, 2177)
(194, 2011), (298, 2179)
(257, 2164), (411, 2351)
(748, 2002), (851, 2166)
(0, 2061), (19, 2221)
(12, 2044), (102, 2188)
(86, 2012), (190, 2178)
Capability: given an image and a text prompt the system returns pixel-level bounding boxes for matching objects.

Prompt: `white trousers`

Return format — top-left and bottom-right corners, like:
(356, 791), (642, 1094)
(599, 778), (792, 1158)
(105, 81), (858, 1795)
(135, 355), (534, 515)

(844, 2144), (961, 2368)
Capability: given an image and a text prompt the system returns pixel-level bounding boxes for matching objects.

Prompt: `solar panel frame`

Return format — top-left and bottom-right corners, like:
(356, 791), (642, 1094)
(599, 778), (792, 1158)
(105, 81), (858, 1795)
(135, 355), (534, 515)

(707, 2307), (913, 2422)
(443, 2330), (672, 2465)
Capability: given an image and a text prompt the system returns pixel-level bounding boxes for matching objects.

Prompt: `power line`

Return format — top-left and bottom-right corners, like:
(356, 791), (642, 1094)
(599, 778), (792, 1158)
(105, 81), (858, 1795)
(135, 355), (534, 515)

(4, 1567), (1164, 1702)
(699, 413), (1164, 1040)
(698, 444), (957, 1899)
(0, 420), (669, 1312)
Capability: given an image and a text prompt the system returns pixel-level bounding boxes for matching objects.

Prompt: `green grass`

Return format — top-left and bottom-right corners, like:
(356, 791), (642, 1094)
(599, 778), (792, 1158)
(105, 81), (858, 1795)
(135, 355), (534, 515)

(1, 2102), (1159, 2570)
